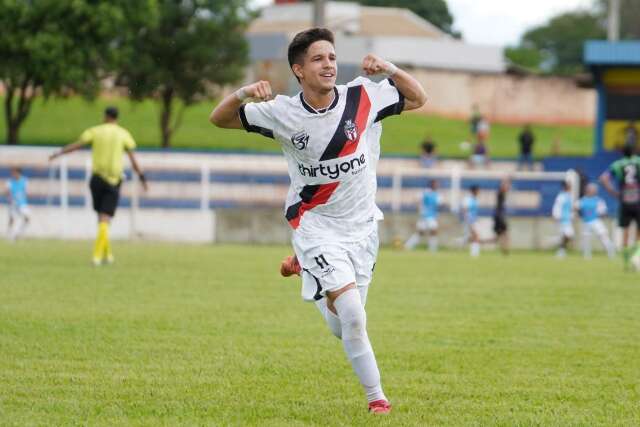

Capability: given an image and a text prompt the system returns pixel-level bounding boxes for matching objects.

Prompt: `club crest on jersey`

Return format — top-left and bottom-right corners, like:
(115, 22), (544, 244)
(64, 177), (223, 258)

(291, 130), (309, 150)
(343, 119), (358, 141)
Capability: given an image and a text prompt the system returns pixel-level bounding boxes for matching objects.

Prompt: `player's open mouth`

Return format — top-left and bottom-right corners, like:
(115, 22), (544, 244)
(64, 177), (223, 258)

(320, 73), (335, 78)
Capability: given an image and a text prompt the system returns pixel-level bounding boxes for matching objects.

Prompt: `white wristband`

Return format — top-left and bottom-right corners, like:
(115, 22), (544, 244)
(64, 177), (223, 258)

(235, 87), (249, 101)
(383, 61), (398, 77)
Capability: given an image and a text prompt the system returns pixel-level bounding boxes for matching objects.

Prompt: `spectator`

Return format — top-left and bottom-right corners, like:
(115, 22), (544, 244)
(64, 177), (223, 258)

(469, 117), (490, 169)
(517, 124), (535, 171)
(469, 104), (481, 143)
(420, 136), (437, 168)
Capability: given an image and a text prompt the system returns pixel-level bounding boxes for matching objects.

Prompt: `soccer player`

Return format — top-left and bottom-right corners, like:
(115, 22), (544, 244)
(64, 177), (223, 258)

(49, 107), (148, 266)
(552, 181), (574, 258)
(462, 185), (481, 257)
(405, 179), (440, 252)
(577, 183), (615, 259)
(599, 145), (640, 269)
(5, 167), (30, 241)
(492, 178), (510, 254)
(209, 28), (427, 414)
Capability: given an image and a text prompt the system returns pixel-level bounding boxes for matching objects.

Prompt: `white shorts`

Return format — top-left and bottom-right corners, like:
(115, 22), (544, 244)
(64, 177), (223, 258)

(417, 217), (438, 231)
(9, 204), (30, 221)
(293, 228), (379, 302)
(583, 219), (607, 236)
(559, 222), (574, 238)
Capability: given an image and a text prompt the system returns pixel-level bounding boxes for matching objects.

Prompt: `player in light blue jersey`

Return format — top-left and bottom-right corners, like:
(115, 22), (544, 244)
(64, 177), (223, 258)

(577, 183), (615, 259)
(5, 167), (31, 241)
(462, 185), (481, 257)
(405, 180), (441, 251)
(552, 181), (574, 258)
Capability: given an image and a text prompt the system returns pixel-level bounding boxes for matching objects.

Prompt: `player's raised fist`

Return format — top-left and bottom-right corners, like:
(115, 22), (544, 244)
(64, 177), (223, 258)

(241, 80), (273, 101)
(362, 54), (390, 76)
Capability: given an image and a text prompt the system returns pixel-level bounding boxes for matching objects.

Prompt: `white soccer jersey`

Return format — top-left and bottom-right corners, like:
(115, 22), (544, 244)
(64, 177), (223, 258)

(239, 77), (404, 242)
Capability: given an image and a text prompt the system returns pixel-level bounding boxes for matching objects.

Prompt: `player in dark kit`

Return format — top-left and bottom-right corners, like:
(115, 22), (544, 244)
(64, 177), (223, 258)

(492, 178), (510, 254)
(599, 145), (640, 270)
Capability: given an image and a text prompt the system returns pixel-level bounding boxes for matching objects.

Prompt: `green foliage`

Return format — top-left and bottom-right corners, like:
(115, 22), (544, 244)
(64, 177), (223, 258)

(513, 11), (606, 76)
(1, 95), (594, 158)
(0, 0), (157, 144)
(302, 0), (458, 36)
(118, 0), (250, 148)
(1, 241), (640, 425)
(504, 46), (544, 72)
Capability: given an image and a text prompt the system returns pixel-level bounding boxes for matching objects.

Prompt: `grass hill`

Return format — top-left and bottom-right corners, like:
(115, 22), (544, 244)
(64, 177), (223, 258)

(1, 96), (593, 158)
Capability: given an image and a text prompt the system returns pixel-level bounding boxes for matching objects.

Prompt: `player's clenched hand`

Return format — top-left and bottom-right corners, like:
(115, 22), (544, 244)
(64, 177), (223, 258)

(242, 81), (273, 101)
(361, 54), (390, 76)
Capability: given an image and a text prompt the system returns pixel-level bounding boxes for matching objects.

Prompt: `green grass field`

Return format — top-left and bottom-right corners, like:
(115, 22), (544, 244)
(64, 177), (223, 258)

(1, 240), (639, 425)
(1, 96), (594, 158)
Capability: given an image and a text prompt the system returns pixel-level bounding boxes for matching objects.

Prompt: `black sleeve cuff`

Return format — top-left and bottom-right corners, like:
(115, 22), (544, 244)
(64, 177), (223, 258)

(238, 105), (275, 139)
(374, 79), (405, 123)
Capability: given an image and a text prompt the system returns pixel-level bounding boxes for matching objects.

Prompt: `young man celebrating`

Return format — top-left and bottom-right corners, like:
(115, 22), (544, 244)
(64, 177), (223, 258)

(210, 28), (427, 413)
(50, 107), (148, 266)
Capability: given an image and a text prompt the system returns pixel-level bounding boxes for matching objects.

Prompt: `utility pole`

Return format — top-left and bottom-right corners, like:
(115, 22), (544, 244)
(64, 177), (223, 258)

(313, 0), (325, 27)
(607, 0), (620, 41)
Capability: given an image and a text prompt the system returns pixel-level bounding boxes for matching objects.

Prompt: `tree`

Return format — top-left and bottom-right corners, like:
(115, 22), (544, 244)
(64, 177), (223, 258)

(504, 47), (544, 72)
(0, 0), (156, 144)
(302, 0), (458, 37)
(507, 11), (605, 75)
(118, 0), (250, 148)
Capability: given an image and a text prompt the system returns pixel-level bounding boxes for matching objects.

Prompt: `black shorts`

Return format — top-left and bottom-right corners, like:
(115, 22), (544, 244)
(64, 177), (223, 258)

(618, 203), (640, 228)
(493, 215), (508, 235)
(90, 174), (121, 216)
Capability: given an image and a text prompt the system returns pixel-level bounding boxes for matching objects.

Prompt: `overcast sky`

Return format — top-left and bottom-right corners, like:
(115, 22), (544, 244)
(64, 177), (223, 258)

(448, 0), (594, 46)
(250, 0), (595, 47)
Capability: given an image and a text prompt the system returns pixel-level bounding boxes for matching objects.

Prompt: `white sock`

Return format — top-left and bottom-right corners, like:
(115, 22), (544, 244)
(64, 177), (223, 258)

(314, 298), (342, 339)
(15, 217), (28, 239)
(600, 234), (616, 259)
(470, 242), (480, 257)
(404, 233), (420, 250)
(428, 236), (438, 252)
(333, 288), (386, 403)
(583, 234), (592, 258)
(7, 219), (17, 241)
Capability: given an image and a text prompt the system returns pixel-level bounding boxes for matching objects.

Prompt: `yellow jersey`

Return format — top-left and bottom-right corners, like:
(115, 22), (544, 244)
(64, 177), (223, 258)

(80, 123), (136, 186)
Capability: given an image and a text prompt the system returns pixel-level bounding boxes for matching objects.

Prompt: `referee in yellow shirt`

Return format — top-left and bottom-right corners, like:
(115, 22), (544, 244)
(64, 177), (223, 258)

(50, 107), (148, 265)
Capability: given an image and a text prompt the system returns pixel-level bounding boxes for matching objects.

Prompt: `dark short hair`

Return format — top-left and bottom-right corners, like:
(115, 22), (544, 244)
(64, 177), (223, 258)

(288, 28), (334, 82)
(105, 106), (119, 119)
(622, 144), (633, 157)
(470, 185), (479, 193)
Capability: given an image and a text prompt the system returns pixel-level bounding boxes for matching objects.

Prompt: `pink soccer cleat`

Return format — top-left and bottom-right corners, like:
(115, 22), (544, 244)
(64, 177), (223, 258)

(368, 399), (392, 414)
(280, 255), (301, 277)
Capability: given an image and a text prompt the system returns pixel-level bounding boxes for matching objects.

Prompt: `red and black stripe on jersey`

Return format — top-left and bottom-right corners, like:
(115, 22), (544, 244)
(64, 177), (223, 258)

(285, 182), (340, 229)
(318, 80), (404, 161)
(319, 85), (371, 161)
